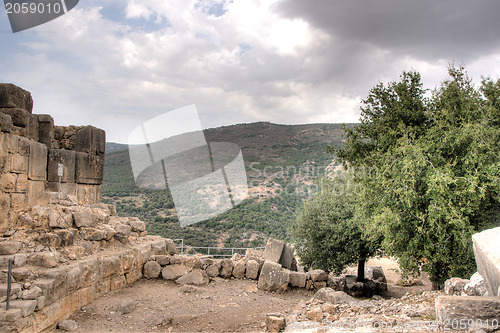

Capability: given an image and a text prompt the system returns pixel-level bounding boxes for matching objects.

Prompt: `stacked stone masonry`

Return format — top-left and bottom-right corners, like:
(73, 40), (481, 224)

(0, 84), (105, 233)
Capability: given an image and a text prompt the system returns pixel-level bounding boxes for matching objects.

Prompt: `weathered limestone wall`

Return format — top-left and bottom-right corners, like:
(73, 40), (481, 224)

(0, 84), (105, 233)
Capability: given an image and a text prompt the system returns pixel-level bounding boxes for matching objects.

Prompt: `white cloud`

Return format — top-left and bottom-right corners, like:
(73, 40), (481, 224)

(1, 0), (499, 142)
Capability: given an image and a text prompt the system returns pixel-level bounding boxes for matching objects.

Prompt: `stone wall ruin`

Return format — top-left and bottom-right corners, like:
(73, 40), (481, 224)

(0, 84), (104, 233)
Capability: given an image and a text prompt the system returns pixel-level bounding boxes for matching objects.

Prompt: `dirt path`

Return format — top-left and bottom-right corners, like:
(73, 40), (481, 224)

(56, 258), (433, 333)
(58, 278), (314, 333)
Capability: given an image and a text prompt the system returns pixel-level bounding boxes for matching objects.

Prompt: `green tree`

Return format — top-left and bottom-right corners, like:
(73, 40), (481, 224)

(291, 171), (380, 281)
(337, 65), (500, 286)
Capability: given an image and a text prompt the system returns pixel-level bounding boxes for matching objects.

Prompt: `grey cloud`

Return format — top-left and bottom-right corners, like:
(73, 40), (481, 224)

(275, 0), (500, 61)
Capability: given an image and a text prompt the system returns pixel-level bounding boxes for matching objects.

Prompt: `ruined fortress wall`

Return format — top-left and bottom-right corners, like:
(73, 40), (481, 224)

(0, 84), (105, 233)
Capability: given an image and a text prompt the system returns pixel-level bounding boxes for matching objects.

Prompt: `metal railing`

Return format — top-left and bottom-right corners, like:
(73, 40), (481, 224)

(171, 239), (264, 257)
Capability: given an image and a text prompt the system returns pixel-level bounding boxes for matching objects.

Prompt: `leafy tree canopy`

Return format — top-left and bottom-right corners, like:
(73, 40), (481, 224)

(291, 170), (380, 280)
(334, 65), (500, 286)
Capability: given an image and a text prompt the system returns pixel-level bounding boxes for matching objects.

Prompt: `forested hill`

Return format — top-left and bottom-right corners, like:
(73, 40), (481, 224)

(103, 122), (350, 248)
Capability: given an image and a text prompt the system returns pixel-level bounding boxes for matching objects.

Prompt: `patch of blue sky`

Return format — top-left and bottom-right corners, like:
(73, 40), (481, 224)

(238, 43), (252, 55)
(195, 0), (228, 18)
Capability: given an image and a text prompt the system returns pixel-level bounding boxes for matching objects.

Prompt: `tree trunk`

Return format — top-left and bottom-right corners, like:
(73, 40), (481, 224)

(357, 258), (365, 282)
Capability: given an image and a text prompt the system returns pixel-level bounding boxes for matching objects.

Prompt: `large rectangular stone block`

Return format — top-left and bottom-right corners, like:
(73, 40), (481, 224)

(75, 152), (104, 185)
(47, 149), (76, 183)
(0, 193), (11, 231)
(71, 125), (106, 155)
(0, 113), (12, 133)
(76, 184), (101, 204)
(28, 141), (47, 181)
(37, 114), (54, 148)
(0, 84), (33, 112)
(263, 238), (285, 263)
(436, 296), (500, 327)
(27, 181), (49, 207)
(473, 227), (500, 296)
(0, 108), (30, 128)
(46, 182), (77, 197)
(279, 243), (296, 270)
(8, 153), (28, 173)
(0, 172), (17, 192)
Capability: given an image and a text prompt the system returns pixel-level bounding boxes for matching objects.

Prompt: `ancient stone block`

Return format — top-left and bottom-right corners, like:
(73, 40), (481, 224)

(28, 141), (47, 180)
(73, 209), (98, 228)
(257, 261), (290, 292)
(27, 181), (49, 207)
(220, 258), (233, 279)
(0, 84), (34, 112)
(472, 226), (500, 296)
(0, 172), (17, 192)
(28, 113), (39, 141)
(246, 259), (260, 280)
(435, 296), (500, 327)
(206, 265), (220, 277)
(71, 125), (106, 155)
(0, 112), (12, 133)
(444, 277), (469, 296)
(47, 149), (76, 183)
(15, 173), (28, 193)
(75, 152), (104, 185)
(308, 269), (328, 282)
(162, 265), (190, 280)
(265, 315), (285, 333)
(8, 300), (37, 317)
(10, 193), (27, 210)
(0, 193), (10, 227)
(313, 288), (357, 305)
(9, 153), (28, 173)
(101, 255), (120, 278)
(165, 238), (178, 255)
(76, 184), (101, 204)
(262, 238), (285, 264)
(49, 210), (74, 229)
(289, 271), (307, 288)
(29, 252), (61, 268)
(465, 272), (488, 296)
(142, 261), (161, 279)
(176, 269), (209, 285)
(232, 259), (246, 278)
(0, 108), (31, 127)
(37, 114), (54, 147)
(279, 242), (296, 270)
(0, 240), (22, 255)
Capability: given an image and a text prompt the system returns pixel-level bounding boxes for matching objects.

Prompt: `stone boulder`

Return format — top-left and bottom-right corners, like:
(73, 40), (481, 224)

(289, 271), (306, 288)
(436, 296), (500, 328)
(0, 240), (22, 255)
(465, 272), (488, 296)
(176, 269), (209, 286)
(313, 288), (357, 305)
(245, 259), (260, 280)
(472, 226), (500, 296)
(307, 269), (328, 282)
(143, 261), (161, 279)
(232, 259), (246, 279)
(444, 277), (469, 296)
(220, 259), (233, 279)
(161, 265), (190, 281)
(257, 261), (290, 292)
(265, 314), (286, 333)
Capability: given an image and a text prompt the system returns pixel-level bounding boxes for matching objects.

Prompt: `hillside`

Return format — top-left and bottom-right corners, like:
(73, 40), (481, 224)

(102, 122), (350, 248)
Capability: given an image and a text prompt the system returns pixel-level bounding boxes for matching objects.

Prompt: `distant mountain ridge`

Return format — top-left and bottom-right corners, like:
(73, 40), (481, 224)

(102, 121), (352, 248)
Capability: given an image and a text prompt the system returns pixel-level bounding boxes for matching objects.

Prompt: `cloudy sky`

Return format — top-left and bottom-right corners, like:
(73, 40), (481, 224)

(1, 0), (500, 143)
